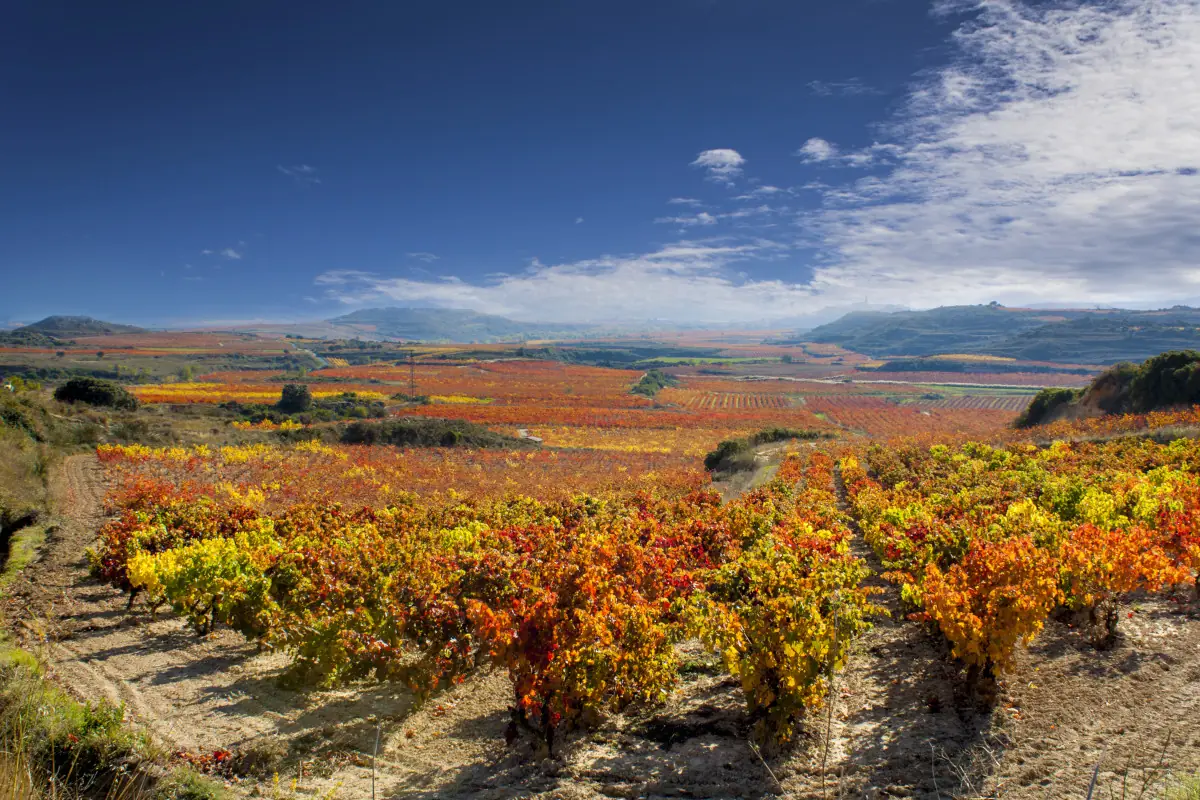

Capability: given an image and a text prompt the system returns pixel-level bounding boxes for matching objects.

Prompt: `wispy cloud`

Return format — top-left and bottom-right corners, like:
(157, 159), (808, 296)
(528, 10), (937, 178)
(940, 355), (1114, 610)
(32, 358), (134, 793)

(316, 240), (811, 323)
(407, 252), (440, 263)
(654, 211), (718, 227)
(796, 139), (900, 168)
(220, 248), (243, 260)
(808, 78), (883, 97)
(277, 164), (321, 185)
(575, 217), (585, 224)
(655, 207), (776, 229)
(690, 149), (746, 184)
(667, 197), (703, 207)
(735, 185), (786, 200)
(804, 0), (1200, 308)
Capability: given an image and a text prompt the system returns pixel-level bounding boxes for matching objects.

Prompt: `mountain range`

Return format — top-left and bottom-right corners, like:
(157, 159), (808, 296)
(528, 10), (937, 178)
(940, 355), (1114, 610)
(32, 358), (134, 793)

(11, 305), (1200, 365)
(325, 307), (593, 341)
(802, 304), (1200, 364)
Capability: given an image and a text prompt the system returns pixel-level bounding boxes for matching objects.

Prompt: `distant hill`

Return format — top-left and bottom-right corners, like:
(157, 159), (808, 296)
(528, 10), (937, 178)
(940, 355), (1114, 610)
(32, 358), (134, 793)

(983, 313), (1200, 363)
(802, 304), (1063, 356)
(0, 329), (61, 348)
(804, 304), (1200, 364)
(16, 315), (147, 337)
(326, 307), (590, 342)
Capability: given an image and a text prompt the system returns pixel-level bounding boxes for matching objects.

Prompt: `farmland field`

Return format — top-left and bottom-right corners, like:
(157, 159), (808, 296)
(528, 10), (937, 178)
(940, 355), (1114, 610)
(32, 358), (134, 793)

(6, 334), (1200, 799)
(124, 357), (1047, 454)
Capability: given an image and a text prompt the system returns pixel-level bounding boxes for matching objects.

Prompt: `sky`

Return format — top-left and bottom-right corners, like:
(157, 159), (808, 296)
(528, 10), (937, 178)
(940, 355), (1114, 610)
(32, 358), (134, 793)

(3, 0), (1200, 327)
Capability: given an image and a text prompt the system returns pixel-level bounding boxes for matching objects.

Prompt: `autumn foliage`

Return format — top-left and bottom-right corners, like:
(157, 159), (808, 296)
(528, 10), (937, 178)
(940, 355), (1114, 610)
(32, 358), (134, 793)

(93, 445), (876, 748)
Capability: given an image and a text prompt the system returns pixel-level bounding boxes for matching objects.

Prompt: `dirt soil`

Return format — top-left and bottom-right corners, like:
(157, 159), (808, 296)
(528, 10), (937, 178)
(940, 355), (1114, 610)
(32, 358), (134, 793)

(4, 454), (1200, 798)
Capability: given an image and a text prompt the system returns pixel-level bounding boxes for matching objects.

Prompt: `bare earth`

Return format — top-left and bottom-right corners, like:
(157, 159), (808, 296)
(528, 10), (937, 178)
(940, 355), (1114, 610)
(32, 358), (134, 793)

(3, 454), (1199, 798)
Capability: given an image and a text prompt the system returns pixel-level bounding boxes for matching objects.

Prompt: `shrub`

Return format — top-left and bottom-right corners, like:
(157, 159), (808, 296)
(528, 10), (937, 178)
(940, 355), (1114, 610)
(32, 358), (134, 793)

(691, 530), (875, 746)
(1014, 387), (1081, 427)
(704, 428), (833, 473)
(340, 418), (532, 449)
(631, 369), (677, 397)
(1129, 350), (1200, 411)
(53, 377), (138, 410)
(276, 384), (313, 414)
(920, 537), (1062, 690)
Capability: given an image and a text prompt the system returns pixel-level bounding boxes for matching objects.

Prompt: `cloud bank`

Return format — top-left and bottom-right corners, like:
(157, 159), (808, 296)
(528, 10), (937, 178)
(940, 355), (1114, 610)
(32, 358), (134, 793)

(318, 0), (1200, 322)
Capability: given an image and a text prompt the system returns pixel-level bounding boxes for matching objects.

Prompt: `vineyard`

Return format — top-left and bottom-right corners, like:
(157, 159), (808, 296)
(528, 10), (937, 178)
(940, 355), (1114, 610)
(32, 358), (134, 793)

(63, 401), (1200, 796)
(91, 446), (876, 749)
(854, 370), (1091, 387)
(841, 431), (1200, 688)
(657, 388), (795, 410)
(901, 394), (1032, 411)
(123, 361), (1042, 458)
(11, 337), (1200, 797)
(95, 441), (706, 508)
(806, 396), (1019, 438)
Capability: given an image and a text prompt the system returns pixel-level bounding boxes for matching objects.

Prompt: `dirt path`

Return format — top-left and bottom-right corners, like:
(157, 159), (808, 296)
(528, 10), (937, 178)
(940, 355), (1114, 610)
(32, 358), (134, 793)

(783, 463), (988, 799)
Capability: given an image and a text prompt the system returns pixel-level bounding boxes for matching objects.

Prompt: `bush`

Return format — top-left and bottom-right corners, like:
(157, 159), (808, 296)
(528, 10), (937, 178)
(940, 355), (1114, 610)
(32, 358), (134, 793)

(1016, 351), (1200, 426)
(53, 377), (138, 410)
(631, 369), (677, 398)
(155, 768), (230, 799)
(704, 428), (833, 473)
(340, 418), (533, 449)
(276, 383), (313, 414)
(1014, 387), (1081, 428)
(1129, 350), (1200, 411)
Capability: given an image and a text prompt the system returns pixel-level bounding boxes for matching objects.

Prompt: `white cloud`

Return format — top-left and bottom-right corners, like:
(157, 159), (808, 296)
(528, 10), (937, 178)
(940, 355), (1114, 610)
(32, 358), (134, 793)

(808, 78), (883, 97)
(667, 197), (703, 206)
(277, 164), (321, 185)
(796, 138), (839, 163)
(200, 249), (213, 255)
(575, 217), (585, 224)
(407, 252), (440, 263)
(654, 211), (718, 227)
(734, 186), (789, 201)
(316, 240), (817, 323)
(805, 0), (1200, 308)
(654, 207), (778, 229)
(690, 149), (746, 184)
(220, 248), (243, 260)
(797, 141), (902, 168)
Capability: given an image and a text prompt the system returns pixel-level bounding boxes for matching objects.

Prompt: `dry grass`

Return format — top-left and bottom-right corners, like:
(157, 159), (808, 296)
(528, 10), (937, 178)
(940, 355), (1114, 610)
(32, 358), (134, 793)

(0, 750), (38, 800)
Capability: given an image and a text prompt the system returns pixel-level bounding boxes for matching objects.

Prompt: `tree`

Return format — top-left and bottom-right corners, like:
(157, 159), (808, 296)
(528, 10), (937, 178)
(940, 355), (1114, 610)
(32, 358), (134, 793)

(55, 351), (65, 359)
(54, 377), (138, 410)
(96, 351), (105, 359)
(781, 354), (793, 364)
(277, 383), (313, 413)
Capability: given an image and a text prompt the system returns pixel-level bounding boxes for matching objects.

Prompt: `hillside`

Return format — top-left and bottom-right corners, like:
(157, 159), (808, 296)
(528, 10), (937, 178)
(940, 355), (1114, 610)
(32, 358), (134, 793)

(15, 315), (147, 337)
(1017, 349), (1200, 426)
(326, 307), (590, 342)
(802, 304), (1081, 356)
(985, 313), (1200, 362)
(806, 304), (1200, 363)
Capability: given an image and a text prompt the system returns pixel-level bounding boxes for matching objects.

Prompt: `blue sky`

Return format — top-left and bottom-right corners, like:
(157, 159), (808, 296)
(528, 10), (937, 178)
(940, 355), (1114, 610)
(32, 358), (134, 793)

(3, 0), (1199, 326)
